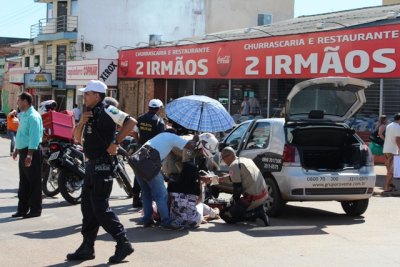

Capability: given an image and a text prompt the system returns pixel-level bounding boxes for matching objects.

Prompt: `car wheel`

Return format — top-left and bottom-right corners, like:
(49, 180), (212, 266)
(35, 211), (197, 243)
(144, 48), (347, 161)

(264, 177), (284, 217)
(341, 199), (369, 216)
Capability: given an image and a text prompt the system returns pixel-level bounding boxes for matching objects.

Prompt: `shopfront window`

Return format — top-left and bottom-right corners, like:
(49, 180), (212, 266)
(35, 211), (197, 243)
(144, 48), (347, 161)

(162, 78), (304, 119)
(195, 79), (229, 111)
(165, 79), (194, 104)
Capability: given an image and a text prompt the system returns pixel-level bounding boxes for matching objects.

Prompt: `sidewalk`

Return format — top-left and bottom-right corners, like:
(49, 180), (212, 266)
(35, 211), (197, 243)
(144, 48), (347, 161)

(373, 164), (400, 197)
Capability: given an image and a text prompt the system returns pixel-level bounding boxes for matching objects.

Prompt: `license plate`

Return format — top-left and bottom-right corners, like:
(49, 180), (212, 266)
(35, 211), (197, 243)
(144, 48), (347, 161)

(48, 151), (60, 161)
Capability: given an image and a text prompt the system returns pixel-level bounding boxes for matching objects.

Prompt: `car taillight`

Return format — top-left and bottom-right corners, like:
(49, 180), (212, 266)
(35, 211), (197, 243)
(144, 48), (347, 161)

(282, 144), (295, 163)
(364, 144), (374, 166)
(50, 143), (60, 151)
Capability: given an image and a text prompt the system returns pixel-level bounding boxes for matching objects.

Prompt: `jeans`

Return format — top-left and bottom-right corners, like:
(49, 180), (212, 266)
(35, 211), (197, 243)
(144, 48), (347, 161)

(7, 130), (16, 153)
(135, 171), (171, 226)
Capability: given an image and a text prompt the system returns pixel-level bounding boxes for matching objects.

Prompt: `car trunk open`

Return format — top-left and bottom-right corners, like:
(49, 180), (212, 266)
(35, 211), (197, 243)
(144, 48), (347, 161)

(290, 126), (368, 171)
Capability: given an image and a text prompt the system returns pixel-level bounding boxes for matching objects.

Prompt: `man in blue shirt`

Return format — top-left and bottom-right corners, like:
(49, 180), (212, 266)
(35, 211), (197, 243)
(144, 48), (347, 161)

(11, 92), (43, 219)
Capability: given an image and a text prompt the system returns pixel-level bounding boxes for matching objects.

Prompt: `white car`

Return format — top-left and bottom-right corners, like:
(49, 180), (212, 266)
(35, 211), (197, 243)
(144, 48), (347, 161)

(218, 77), (376, 217)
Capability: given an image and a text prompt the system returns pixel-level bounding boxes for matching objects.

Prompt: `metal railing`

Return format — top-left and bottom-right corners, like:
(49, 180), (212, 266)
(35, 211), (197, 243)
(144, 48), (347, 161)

(31, 16), (78, 39)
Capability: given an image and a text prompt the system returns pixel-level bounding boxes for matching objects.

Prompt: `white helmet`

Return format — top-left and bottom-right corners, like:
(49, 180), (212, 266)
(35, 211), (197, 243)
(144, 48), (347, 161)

(38, 100), (57, 115)
(198, 133), (219, 158)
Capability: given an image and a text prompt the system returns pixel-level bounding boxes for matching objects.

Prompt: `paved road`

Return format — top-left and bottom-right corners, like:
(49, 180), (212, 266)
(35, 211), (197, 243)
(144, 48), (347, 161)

(0, 134), (400, 267)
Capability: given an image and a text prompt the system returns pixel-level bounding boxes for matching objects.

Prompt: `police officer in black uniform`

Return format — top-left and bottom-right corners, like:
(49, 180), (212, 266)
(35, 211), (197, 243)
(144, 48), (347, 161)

(67, 80), (137, 263)
(132, 99), (165, 207)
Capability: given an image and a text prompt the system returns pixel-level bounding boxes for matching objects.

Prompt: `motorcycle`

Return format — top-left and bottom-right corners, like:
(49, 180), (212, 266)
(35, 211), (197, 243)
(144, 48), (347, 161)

(115, 147), (134, 198)
(119, 136), (138, 160)
(46, 141), (84, 205)
(45, 141), (133, 204)
(41, 140), (64, 197)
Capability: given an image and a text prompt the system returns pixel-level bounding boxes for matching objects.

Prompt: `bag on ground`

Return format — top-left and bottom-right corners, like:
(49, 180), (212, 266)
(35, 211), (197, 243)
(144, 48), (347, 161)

(394, 155), (400, 179)
(369, 141), (383, 156)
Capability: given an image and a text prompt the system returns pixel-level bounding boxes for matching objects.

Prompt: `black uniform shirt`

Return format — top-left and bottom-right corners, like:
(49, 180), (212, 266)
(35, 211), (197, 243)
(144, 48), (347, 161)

(83, 101), (116, 159)
(137, 111), (165, 145)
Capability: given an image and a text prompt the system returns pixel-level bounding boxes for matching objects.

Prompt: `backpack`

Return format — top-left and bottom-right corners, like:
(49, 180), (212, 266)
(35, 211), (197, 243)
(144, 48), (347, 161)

(128, 145), (161, 182)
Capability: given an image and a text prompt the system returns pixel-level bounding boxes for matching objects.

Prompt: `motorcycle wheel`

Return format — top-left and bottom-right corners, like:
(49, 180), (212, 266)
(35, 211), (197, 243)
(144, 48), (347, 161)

(115, 164), (133, 198)
(58, 170), (83, 205)
(41, 164), (60, 197)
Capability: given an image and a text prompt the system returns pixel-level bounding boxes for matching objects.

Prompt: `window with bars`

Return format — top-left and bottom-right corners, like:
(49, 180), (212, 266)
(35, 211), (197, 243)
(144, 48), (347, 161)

(46, 45), (52, 64)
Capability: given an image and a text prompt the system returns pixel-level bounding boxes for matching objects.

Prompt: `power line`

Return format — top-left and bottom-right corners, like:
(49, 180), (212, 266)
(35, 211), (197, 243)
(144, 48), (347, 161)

(0, 6), (44, 28)
(0, 4), (43, 23)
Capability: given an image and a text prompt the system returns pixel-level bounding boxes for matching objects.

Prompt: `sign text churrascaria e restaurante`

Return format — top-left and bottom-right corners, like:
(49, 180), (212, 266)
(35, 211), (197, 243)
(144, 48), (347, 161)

(118, 24), (400, 79)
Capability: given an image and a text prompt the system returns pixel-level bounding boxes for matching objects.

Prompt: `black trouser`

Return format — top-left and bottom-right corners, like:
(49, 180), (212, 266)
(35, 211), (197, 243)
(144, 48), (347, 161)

(131, 143), (142, 196)
(132, 178), (141, 195)
(220, 200), (261, 224)
(17, 148), (42, 214)
(81, 159), (125, 242)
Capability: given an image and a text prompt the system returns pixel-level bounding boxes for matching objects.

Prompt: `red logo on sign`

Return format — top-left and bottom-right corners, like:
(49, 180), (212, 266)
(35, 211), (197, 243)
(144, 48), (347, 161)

(120, 60), (129, 76)
(216, 46), (232, 76)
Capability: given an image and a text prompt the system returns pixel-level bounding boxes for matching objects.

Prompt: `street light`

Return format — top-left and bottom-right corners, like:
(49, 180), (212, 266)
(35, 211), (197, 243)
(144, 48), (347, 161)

(175, 39), (200, 45)
(386, 11), (398, 19)
(203, 34), (229, 41)
(104, 44), (119, 50)
(136, 42), (151, 47)
(316, 21), (347, 29)
(244, 27), (274, 36)
(104, 45), (135, 51)
(159, 41), (176, 46)
(119, 46), (135, 50)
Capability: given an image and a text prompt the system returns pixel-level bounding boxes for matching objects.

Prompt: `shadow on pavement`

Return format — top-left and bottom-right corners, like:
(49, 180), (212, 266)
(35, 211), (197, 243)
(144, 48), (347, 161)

(16, 224), (82, 239)
(374, 169), (400, 197)
(186, 204), (365, 238)
(0, 188), (18, 194)
(45, 261), (110, 267)
(0, 201), (78, 225)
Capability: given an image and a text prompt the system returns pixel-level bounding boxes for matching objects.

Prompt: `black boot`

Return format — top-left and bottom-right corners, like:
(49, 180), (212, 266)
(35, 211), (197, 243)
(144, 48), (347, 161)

(66, 238), (95, 261)
(132, 193), (142, 208)
(109, 235), (134, 263)
(257, 206), (270, 226)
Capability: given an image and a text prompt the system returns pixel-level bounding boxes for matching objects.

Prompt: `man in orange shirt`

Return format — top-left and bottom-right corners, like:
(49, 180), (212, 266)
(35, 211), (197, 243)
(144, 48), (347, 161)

(7, 109), (19, 156)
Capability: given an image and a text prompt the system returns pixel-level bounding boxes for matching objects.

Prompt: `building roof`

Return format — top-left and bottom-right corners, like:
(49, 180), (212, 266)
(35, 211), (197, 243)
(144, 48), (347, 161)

(0, 37), (29, 45)
(147, 4), (400, 47)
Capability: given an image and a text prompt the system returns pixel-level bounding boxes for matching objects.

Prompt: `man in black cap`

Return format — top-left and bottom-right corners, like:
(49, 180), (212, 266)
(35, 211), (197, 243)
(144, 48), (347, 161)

(132, 99), (165, 207)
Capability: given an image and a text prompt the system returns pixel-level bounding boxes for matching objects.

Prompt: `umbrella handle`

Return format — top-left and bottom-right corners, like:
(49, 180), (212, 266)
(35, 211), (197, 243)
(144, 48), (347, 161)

(197, 102), (204, 132)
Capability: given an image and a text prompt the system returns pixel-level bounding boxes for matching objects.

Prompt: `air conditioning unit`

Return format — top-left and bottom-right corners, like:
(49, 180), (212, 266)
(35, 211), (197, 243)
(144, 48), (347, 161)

(81, 42), (93, 52)
(28, 48), (35, 55)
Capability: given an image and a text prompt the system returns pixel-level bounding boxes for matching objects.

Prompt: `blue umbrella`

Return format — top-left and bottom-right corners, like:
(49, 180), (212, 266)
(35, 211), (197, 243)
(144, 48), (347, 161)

(166, 95), (235, 132)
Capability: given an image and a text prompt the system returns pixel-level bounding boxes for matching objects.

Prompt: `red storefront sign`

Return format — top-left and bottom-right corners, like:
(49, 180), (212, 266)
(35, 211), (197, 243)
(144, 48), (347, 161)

(119, 24), (400, 79)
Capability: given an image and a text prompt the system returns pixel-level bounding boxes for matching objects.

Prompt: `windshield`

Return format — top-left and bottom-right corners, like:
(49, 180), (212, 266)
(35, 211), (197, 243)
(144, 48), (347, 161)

(0, 113), (6, 119)
(224, 122), (251, 150)
(289, 86), (357, 117)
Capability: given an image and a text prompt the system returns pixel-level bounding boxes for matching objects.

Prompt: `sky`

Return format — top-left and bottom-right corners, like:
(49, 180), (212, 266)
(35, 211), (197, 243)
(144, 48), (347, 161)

(0, 0), (384, 39)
